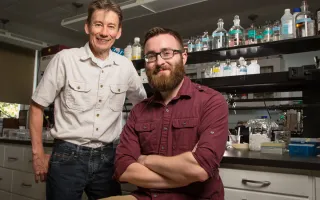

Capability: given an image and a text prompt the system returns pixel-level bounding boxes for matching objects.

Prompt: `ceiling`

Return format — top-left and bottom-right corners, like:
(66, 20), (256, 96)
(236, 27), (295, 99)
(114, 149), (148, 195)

(1, 0), (320, 49)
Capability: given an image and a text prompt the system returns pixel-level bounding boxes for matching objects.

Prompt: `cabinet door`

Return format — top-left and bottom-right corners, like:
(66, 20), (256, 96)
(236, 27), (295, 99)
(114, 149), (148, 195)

(225, 188), (308, 200)
(0, 189), (11, 200)
(316, 177), (320, 200)
(0, 146), (4, 167)
(0, 167), (13, 192)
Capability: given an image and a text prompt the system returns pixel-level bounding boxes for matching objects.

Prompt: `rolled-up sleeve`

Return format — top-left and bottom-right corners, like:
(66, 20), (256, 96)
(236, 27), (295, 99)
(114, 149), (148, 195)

(114, 106), (142, 180)
(32, 52), (66, 107)
(192, 93), (228, 178)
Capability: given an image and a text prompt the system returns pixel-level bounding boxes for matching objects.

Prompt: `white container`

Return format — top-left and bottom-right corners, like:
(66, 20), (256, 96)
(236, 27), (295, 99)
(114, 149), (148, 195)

(124, 44), (132, 60)
(132, 37), (142, 60)
(223, 63), (232, 77)
(249, 133), (271, 151)
(247, 59), (260, 75)
(281, 9), (294, 40)
(231, 62), (238, 76)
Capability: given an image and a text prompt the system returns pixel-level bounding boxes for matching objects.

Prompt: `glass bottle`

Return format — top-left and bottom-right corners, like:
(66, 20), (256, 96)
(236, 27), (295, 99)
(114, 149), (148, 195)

(212, 19), (228, 49)
(273, 20), (281, 41)
(195, 36), (202, 52)
(201, 31), (210, 51)
(263, 20), (273, 43)
(256, 26), (264, 43)
(228, 15), (245, 47)
(296, 0), (316, 37)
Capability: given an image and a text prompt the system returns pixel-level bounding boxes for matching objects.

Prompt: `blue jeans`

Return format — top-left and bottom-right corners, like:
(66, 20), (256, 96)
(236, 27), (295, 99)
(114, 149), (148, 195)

(46, 140), (121, 200)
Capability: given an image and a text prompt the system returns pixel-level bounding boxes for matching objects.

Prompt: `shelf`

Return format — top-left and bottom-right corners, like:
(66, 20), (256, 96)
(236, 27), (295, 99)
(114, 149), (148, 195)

(231, 97), (303, 102)
(228, 103), (320, 111)
(133, 35), (320, 70)
(143, 69), (320, 94)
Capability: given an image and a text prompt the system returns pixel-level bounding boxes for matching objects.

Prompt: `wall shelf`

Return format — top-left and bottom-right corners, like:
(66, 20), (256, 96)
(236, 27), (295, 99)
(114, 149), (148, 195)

(133, 35), (320, 70)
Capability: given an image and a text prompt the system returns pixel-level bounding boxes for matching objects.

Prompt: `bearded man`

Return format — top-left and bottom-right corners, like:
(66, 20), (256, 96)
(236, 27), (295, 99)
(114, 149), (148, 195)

(108, 27), (228, 200)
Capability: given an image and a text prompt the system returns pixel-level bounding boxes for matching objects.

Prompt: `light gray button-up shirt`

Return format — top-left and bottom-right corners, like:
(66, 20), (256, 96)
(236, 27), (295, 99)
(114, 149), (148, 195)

(32, 43), (146, 147)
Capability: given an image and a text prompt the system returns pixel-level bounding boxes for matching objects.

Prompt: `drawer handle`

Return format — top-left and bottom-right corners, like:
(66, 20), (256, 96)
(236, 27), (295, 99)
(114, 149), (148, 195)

(21, 183), (32, 188)
(241, 179), (271, 187)
(7, 157), (18, 161)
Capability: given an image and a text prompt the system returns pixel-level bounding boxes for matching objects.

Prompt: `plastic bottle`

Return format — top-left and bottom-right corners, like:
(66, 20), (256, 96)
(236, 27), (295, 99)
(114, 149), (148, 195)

(212, 61), (221, 77)
(281, 9), (294, 40)
(238, 57), (247, 75)
(231, 61), (238, 76)
(132, 37), (142, 60)
(292, 7), (302, 38)
(247, 59), (260, 75)
(223, 59), (232, 77)
(228, 15), (245, 47)
(296, 0), (315, 38)
(124, 44), (132, 60)
(212, 19), (228, 49)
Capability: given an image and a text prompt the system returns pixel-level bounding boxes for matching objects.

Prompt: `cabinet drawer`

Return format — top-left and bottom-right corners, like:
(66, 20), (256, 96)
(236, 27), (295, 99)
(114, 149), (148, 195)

(316, 177), (320, 200)
(24, 147), (52, 173)
(4, 146), (24, 170)
(225, 188), (308, 200)
(0, 146), (4, 167)
(12, 171), (45, 200)
(23, 148), (34, 173)
(0, 167), (13, 192)
(220, 168), (311, 197)
(12, 194), (34, 200)
(0, 189), (11, 200)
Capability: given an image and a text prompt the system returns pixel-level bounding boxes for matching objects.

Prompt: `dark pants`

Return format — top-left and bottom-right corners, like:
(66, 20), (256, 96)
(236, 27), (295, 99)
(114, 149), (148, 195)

(46, 140), (121, 200)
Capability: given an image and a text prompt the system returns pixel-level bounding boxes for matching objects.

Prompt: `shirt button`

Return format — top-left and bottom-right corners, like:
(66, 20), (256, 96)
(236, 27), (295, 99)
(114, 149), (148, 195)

(96, 128), (99, 131)
(96, 114), (100, 117)
(163, 127), (167, 131)
(165, 109), (169, 112)
(100, 85), (103, 88)
(161, 146), (164, 150)
(210, 131), (214, 134)
(102, 70), (104, 73)
(77, 86), (80, 89)
(153, 194), (158, 198)
(99, 100), (102, 103)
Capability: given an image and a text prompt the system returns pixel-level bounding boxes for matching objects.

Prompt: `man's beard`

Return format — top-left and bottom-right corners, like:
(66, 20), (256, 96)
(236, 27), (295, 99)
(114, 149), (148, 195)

(146, 58), (185, 92)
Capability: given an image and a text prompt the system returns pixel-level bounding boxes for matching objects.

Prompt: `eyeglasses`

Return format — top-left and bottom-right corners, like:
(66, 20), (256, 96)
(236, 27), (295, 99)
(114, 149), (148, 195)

(144, 49), (183, 63)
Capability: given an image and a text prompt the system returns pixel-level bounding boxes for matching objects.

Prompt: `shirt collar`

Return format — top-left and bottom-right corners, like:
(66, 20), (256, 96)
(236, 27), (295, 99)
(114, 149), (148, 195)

(80, 42), (119, 67)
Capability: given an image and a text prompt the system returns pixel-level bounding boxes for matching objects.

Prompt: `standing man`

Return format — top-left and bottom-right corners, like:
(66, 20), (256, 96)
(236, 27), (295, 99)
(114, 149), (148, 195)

(29, 0), (146, 200)
(105, 27), (228, 200)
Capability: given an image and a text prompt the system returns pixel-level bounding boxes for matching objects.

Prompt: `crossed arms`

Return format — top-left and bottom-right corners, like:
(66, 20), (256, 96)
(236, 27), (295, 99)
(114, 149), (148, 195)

(114, 95), (228, 189)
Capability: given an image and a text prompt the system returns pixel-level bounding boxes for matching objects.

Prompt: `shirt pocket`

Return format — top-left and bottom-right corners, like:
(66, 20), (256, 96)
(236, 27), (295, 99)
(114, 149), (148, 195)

(108, 84), (128, 112)
(135, 122), (157, 155)
(66, 80), (91, 111)
(172, 118), (199, 155)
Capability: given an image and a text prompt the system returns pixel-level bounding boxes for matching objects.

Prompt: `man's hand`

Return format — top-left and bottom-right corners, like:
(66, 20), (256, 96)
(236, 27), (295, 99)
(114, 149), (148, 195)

(137, 155), (148, 166)
(32, 152), (51, 183)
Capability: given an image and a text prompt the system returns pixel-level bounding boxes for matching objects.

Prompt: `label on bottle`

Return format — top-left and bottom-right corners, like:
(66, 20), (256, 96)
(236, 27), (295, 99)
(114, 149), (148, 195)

(195, 43), (202, 51)
(213, 67), (220, 73)
(296, 18), (312, 24)
(273, 26), (280, 32)
(213, 32), (224, 37)
(224, 66), (231, 71)
(263, 29), (273, 36)
(256, 35), (263, 39)
(132, 46), (141, 60)
(239, 67), (247, 74)
(248, 30), (256, 38)
(282, 22), (293, 35)
(201, 37), (209, 42)
(229, 30), (242, 35)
